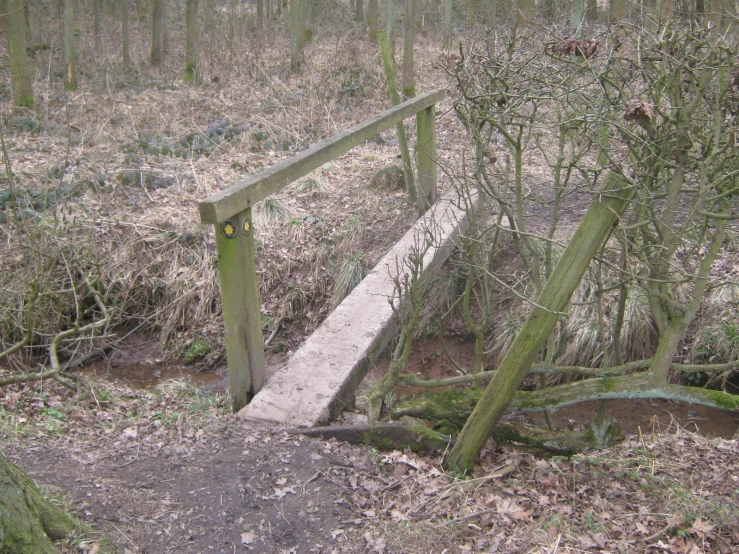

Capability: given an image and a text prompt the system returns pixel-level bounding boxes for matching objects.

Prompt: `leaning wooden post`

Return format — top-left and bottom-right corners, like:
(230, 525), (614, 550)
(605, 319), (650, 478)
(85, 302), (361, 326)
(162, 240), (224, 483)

(416, 104), (437, 212)
(445, 173), (633, 473)
(213, 207), (266, 412)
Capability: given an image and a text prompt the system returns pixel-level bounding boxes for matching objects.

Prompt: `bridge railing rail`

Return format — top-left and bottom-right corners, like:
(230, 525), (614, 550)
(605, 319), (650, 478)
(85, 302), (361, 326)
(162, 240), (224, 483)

(199, 89), (445, 411)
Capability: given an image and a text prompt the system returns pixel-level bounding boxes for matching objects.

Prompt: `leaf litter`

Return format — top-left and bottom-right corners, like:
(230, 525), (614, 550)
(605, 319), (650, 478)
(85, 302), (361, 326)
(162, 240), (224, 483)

(3, 376), (739, 553)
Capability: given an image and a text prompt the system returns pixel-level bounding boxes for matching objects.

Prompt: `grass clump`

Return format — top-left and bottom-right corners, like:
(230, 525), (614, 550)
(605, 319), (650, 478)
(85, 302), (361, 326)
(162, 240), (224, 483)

(182, 337), (211, 364)
(254, 198), (291, 227)
(331, 254), (366, 309)
(370, 164), (405, 189)
(293, 176), (328, 195)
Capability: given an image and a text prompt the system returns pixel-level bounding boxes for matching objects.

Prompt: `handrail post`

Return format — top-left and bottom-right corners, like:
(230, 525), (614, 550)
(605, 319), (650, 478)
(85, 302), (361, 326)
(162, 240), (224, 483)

(416, 103), (437, 212)
(214, 207), (266, 412)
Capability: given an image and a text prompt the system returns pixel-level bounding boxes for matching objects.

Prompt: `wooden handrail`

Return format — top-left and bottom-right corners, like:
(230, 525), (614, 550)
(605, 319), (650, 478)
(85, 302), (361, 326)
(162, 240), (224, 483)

(198, 89), (445, 224)
(203, 89), (445, 412)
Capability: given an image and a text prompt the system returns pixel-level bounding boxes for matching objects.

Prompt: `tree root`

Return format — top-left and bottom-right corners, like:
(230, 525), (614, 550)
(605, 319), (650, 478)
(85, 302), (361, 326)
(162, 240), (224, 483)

(289, 422), (454, 452)
(392, 373), (739, 426)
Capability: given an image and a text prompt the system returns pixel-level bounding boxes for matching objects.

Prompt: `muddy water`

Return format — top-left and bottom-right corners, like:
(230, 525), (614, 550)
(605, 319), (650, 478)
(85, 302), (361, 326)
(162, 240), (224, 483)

(80, 360), (228, 392)
(80, 334), (739, 439)
(525, 398), (739, 439)
(372, 337), (739, 439)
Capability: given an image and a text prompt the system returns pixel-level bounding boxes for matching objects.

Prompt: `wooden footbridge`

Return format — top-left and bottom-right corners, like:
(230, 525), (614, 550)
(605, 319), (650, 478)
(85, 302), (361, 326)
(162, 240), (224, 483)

(198, 89), (474, 426)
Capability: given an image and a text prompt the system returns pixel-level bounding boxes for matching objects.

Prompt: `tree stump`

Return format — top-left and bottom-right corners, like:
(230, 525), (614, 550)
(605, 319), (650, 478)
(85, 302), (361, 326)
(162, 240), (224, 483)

(0, 452), (77, 554)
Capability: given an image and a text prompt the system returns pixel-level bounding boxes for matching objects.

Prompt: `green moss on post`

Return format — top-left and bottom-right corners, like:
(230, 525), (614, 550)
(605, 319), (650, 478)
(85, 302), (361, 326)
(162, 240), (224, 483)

(416, 105), (437, 212)
(214, 208), (266, 412)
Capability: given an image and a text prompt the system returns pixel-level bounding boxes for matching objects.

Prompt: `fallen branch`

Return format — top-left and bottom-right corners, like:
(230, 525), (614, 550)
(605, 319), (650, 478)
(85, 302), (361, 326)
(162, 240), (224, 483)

(1, 273), (111, 390)
(392, 373), (739, 427)
(0, 368), (61, 387)
(394, 357), (738, 390)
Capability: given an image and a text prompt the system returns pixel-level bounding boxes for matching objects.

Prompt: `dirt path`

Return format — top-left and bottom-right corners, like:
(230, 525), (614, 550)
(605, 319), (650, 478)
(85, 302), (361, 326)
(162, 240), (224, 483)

(3, 378), (739, 554)
(5, 417), (367, 553)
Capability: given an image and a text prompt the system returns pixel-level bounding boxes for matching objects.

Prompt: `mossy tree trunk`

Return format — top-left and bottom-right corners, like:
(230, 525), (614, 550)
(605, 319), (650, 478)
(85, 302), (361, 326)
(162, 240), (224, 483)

(378, 30), (416, 205)
(486, 0), (497, 26)
(63, 0), (76, 90)
(290, 0), (301, 72)
(466, 0), (476, 25)
(7, 0), (34, 107)
(136, 0), (145, 21)
(585, 0), (597, 20)
(122, 0), (131, 66)
(368, 0), (377, 40)
(0, 452), (77, 554)
(402, 0), (415, 98)
(162, 0), (169, 53)
(93, 0), (102, 49)
(445, 173), (633, 473)
(184, 0), (199, 81)
(304, 0), (313, 42)
(151, 0), (163, 65)
(385, 0), (395, 53)
(298, 0), (306, 51)
(443, 0), (452, 48)
(570, 0), (584, 34)
(516, 0), (533, 27)
(610, 0), (626, 22)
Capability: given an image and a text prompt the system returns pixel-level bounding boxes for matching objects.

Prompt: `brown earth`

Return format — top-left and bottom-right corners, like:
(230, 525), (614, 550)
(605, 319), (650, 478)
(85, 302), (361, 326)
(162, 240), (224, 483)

(3, 376), (739, 553)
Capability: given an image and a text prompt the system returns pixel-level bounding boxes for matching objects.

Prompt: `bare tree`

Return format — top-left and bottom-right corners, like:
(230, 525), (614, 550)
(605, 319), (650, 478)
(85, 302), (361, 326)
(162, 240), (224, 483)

(151, 0), (163, 65)
(64, 0), (76, 89)
(94, 0), (102, 49)
(6, 0), (34, 106)
(123, 0), (131, 66)
(184, 0), (199, 81)
(368, 0), (377, 40)
(402, 0), (415, 97)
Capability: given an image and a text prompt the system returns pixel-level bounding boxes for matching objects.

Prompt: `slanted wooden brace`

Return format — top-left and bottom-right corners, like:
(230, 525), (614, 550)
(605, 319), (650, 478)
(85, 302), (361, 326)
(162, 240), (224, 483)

(199, 89), (444, 411)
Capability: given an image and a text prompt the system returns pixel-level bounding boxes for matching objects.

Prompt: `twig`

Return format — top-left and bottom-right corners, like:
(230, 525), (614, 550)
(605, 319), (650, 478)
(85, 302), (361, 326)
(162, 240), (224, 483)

(444, 508), (496, 526)
(300, 471), (322, 495)
(0, 368), (60, 387)
(264, 318), (282, 347)
(0, 283), (38, 362)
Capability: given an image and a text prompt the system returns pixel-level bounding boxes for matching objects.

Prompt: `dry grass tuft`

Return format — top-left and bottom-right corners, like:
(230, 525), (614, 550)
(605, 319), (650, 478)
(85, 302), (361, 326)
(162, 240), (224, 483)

(369, 163), (406, 189)
(293, 175), (328, 195)
(331, 254), (366, 309)
(620, 285), (658, 362)
(254, 198), (291, 227)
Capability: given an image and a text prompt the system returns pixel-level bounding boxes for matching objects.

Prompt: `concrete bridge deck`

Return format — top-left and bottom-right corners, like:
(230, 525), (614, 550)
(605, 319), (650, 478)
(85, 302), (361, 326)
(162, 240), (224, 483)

(240, 192), (476, 427)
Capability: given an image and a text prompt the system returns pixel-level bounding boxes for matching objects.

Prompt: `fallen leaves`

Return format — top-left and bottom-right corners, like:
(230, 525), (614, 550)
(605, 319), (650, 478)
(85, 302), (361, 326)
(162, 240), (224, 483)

(624, 96), (656, 125)
(546, 37), (600, 59)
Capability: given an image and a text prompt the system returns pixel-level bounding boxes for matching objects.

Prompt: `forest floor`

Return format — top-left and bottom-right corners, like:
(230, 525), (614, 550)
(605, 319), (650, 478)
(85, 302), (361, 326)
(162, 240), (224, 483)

(2, 375), (739, 553)
(3, 5), (739, 553)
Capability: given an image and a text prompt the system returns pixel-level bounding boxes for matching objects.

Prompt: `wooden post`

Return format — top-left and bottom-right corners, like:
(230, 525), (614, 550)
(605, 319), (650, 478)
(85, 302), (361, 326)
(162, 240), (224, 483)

(214, 207), (266, 412)
(416, 105), (437, 212)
